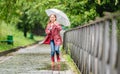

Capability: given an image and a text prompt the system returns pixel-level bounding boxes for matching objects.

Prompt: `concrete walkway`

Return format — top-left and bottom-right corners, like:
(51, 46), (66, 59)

(0, 44), (74, 74)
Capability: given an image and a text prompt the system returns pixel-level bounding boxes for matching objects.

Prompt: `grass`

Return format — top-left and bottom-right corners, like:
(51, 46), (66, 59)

(0, 21), (44, 52)
(61, 47), (81, 74)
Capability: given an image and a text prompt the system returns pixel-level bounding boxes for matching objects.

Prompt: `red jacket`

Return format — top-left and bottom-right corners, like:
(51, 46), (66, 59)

(43, 22), (62, 45)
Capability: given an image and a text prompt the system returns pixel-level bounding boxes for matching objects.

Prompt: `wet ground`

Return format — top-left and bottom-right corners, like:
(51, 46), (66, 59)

(0, 44), (73, 74)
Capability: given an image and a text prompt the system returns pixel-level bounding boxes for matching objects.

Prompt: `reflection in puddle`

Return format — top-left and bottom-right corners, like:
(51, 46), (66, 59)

(36, 62), (68, 71)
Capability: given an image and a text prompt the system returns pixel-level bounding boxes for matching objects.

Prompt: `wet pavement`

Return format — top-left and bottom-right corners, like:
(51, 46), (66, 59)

(0, 44), (74, 74)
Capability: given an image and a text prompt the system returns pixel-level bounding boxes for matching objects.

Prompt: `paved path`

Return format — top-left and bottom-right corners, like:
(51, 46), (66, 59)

(0, 44), (74, 74)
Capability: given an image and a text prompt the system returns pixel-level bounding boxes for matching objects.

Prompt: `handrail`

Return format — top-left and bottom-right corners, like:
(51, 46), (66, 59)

(63, 12), (120, 74)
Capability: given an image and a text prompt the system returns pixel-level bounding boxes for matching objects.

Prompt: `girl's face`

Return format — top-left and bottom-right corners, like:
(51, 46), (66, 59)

(50, 14), (56, 22)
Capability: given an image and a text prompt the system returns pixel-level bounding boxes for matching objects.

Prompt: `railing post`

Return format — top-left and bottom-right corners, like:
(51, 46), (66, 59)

(110, 18), (118, 74)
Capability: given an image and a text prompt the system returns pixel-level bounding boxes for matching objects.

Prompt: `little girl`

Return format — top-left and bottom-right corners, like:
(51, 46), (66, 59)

(43, 14), (62, 66)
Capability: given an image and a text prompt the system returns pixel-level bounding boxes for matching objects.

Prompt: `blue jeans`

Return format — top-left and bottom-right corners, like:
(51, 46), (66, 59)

(50, 40), (60, 57)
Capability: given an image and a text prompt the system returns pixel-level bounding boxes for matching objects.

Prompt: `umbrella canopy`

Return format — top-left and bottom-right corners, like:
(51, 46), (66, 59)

(45, 9), (70, 26)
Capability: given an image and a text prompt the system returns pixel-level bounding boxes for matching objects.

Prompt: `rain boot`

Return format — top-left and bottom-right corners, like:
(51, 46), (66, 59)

(57, 54), (60, 62)
(51, 56), (55, 67)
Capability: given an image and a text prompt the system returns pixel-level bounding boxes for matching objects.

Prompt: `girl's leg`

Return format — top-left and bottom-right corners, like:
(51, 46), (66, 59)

(50, 40), (55, 63)
(55, 45), (60, 62)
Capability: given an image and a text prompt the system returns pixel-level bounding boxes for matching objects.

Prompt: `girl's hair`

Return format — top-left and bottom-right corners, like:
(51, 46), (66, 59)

(48, 14), (57, 24)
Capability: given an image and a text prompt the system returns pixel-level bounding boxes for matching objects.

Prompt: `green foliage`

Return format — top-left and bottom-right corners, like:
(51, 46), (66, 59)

(94, 0), (120, 16)
(0, 0), (120, 29)
(63, 0), (98, 27)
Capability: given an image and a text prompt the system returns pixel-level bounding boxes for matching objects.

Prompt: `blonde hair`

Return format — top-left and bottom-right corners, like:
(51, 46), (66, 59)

(48, 14), (57, 24)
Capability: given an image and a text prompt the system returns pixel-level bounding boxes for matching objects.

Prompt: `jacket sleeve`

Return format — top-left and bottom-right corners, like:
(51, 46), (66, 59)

(55, 24), (62, 31)
(45, 24), (51, 35)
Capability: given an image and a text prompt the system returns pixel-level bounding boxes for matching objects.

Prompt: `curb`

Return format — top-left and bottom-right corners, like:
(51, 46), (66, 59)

(0, 41), (39, 56)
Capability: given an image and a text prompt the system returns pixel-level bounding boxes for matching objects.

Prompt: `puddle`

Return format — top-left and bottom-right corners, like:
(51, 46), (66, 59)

(36, 62), (68, 71)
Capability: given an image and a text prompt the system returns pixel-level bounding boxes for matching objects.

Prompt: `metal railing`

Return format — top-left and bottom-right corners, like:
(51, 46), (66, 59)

(63, 12), (120, 74)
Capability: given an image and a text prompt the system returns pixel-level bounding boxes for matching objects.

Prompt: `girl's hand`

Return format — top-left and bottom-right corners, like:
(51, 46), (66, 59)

(49, 26), (52, 30)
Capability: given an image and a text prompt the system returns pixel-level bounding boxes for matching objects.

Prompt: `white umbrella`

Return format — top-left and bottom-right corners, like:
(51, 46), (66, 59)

(45, 8), (70, 26)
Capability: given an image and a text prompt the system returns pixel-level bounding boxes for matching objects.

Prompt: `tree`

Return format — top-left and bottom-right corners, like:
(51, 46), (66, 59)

(0, 0), (120, 29)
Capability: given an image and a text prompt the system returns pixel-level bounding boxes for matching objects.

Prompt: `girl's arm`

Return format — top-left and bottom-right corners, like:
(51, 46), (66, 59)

(54, 22), (62, 31)
(45, 24), (51, 35)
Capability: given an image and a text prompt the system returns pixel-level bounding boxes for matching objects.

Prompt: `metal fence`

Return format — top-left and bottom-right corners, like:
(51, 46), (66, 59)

(63, 13), (120, 74)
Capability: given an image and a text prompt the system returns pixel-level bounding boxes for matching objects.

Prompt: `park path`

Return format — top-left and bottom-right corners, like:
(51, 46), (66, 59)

(0, 44), (74, 74)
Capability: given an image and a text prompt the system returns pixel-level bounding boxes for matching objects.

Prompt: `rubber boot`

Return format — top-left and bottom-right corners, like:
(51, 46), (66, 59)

(51, 56), (55, 67)
(57, 55), (60, 62)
